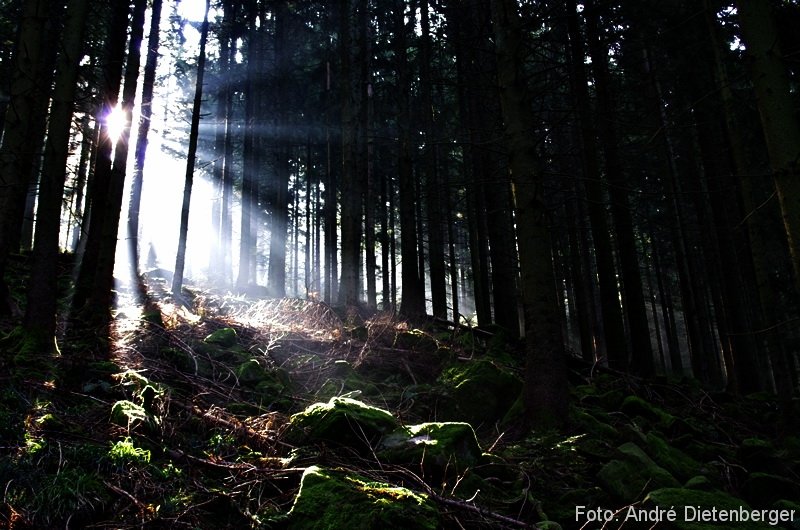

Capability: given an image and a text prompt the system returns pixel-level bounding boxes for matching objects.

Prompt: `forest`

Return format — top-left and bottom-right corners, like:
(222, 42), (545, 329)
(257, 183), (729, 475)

(1, 0), (800, 528)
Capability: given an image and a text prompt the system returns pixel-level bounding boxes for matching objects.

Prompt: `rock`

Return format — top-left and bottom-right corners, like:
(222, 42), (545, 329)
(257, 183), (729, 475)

(316, 361), (380, 401)
(379, 422), (482, 478)
(236, 359), (268, 384)
(597, 442), (680, 502)
(738, 437), (786, 475)
(439, 360), (522, 426)
(287, 397), (398, 447)
(684, 475), (713, 491)
(742, 472), (800, 507)
(286, 466), (439, 529)
(644, 432), (702, 481)
(203, 327), (238, 348)
(620, 395), (676, 429)
(573, 409), (619, 441)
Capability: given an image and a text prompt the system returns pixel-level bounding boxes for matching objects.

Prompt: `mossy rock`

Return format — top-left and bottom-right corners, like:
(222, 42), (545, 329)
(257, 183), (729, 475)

(572, 409), (619, 441)
(684, 475), (713, 491)
(644, 488), (773, 529)
(620, 395), (676, 428)
(286, 466), (439, 529)
(597, 442), (680, 502)
(738, 437), (785, 475)
(393, 329), (440, 353)
(742, 472), (800, 507)
(379, 422), (482, 478)
(575, 385), (624, 409)
(439, 360), (522, 426)
(316, 361), (380, 401)
(236, 359), (269, 385)
(204, 327), (238, 347)
(287, 397), (398, 447)
(644, 432), (702, 482)
(110, 400), (149, 428)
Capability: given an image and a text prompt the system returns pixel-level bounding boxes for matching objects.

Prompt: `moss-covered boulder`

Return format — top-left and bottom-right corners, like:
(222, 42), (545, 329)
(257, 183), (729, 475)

(572, 409), (619, 441)
(286, 466), (439, 529)
(738, 437), (786, 475)
(316, 361), (380, 401)
(203, 327), (238, 348)
(684, 475), (713, 491)
(379, 422), (482, 478)
(597, 442), (680, 502)
(644, 432), (702, 482)
(439, 360), (522, 426)
(287, 397), (398, 447)
(742, 472), (800, 507)
(621, 395), (676, 428)
(644, 487), (773, 529)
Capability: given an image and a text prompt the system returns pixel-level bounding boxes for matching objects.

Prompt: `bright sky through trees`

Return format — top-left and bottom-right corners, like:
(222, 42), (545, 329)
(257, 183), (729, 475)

(178, 0), (209, 22)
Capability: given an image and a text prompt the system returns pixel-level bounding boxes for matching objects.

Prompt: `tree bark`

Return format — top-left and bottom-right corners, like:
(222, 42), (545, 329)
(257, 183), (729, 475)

(737, 0), (800, 295)
(172, 0), (211, 298)
(0, 0), (50, 316)
(22, 0), (91, 352)
(128, 0), (163, 292)
(490, 0), (568, 430)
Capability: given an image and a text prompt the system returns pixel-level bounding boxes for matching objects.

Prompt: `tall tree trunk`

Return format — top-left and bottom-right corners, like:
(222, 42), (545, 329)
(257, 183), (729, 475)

(710, 2), (794, 401)
(337, 0), (363, 306)
(420, 0), (447, 319)
(172, 0), (211, 297)
(209, 3), (231, 282)
(22, 0), (91, 352)
(70, 0), (131, 314)
(236, 14), (261, 290)
(395, 0), (425, 317)
(490, 0), (568, 430)
(565, 0), (627, 370)
(128, 0), (163, 294)
(83, 0), (148, 325)
(0, 0), (50, 316)
(737, 0), (800, 295)
(583, 0), (653, 375)
(268, 4), (291, 298)
(69, 114), (93, 252)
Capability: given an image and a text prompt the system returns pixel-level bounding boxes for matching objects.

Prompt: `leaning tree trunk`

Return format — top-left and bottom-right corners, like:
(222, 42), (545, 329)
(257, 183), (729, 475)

(172, 0), (211, 298)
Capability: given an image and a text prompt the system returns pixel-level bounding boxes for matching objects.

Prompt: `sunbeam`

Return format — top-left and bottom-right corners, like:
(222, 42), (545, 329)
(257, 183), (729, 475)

(105, 104), (127, 144)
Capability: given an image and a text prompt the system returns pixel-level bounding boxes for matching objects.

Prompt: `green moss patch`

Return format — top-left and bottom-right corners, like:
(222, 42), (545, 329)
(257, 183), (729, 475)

(287, 397), (398, 447)
(597, 442), (680, 502)
(439, 360), (522, 426)
(286, 466), (439, 529)
(380, 422), (482, 478)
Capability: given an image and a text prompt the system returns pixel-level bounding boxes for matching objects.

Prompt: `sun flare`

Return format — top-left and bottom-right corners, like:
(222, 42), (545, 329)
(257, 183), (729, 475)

(105, 104), (128, 144)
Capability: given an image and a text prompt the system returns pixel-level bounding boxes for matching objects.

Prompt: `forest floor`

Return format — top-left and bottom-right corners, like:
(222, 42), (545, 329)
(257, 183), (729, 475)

(1, 257), (800, 529)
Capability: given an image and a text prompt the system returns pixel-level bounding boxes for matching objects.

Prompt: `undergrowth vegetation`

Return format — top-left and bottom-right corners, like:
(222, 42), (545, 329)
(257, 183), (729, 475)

(1, 266), (799, 529)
